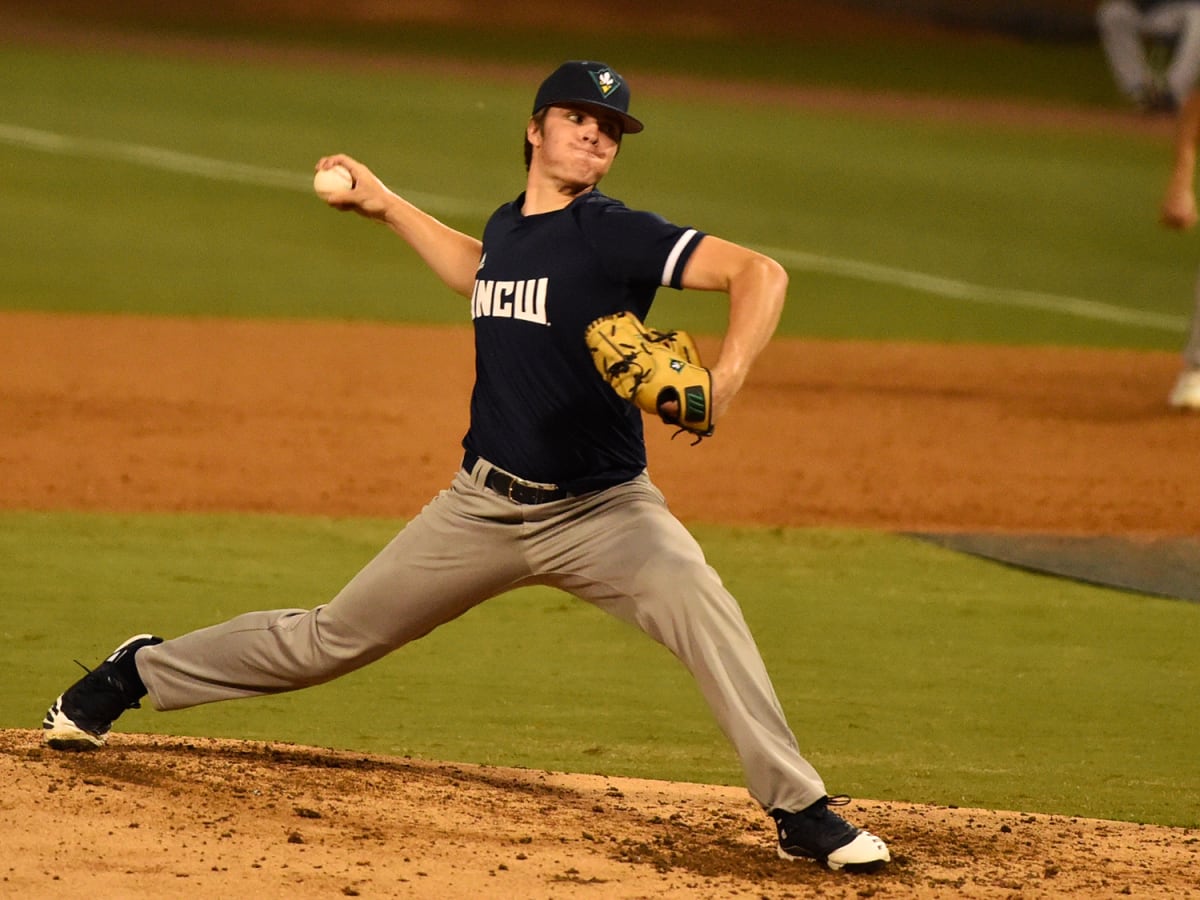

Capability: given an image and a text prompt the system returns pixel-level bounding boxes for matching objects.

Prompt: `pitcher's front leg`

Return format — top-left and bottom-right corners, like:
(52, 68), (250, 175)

(537, 479), (826, 812)
(140, 476), (531, 710)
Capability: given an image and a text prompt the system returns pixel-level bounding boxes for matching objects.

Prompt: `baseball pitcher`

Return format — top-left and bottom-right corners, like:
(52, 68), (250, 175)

(42, 60), (889, 872)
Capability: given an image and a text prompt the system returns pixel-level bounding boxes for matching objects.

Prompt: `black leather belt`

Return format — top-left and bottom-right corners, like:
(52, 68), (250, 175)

(463, 452), (569, 505)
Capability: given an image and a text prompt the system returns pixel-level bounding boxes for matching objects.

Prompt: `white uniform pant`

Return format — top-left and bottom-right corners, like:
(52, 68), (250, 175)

(1097, 1), (1200, 103)
(137, 458), (827, 812)
(1181, 268), (1200, 368)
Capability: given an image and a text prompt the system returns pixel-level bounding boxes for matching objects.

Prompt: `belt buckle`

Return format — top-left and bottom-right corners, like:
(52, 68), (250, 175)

(506, 478), (521, 503)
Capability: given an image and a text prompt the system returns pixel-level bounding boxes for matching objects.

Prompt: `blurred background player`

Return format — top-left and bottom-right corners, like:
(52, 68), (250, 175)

(1096, 0), (1200, 112)
(1159, 86), (1200, 408)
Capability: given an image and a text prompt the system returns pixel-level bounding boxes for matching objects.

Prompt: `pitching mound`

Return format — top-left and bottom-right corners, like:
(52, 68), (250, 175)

(3, 729), (1195, 899)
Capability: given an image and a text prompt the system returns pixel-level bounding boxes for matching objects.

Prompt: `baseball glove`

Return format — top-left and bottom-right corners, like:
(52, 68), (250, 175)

(584, 311), (714, 440)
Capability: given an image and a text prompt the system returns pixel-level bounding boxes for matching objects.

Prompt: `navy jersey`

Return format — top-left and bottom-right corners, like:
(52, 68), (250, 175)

(463, 189), (705, 493)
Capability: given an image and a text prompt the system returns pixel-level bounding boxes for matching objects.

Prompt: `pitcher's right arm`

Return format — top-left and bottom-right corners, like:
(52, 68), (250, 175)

(315, 154), (482, 298)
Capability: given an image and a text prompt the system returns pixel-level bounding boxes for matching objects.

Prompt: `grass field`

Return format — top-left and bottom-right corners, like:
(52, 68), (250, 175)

(2, 14), (1198, 830)
(0, 34), (1192, 347)
(6, 511), (1197, 827)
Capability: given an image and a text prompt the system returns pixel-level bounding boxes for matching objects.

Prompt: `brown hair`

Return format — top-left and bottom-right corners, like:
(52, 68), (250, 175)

(523, 109), (549, 171)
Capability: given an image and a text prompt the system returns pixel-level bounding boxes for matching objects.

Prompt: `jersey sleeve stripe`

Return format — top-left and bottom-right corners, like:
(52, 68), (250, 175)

(661, 228), (699, 287)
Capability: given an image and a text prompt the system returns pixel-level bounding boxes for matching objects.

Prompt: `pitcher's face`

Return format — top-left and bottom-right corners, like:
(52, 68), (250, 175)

(528, 105), (622, 191)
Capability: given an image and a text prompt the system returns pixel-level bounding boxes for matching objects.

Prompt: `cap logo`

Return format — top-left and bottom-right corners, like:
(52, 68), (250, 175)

(590, 68), (620, 98)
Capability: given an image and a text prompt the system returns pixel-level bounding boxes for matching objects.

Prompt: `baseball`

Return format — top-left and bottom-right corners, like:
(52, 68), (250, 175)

(313, 164), (354, 200)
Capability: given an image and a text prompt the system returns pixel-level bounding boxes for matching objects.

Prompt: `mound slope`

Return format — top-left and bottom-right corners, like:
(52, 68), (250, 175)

(4, 729), (1197, 899)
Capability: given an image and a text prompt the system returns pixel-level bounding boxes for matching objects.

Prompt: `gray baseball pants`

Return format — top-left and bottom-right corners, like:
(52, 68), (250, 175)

(137, 457), (827, 812)
(1187, 269), (1200, 368)
(1097, 0), (1200, 103)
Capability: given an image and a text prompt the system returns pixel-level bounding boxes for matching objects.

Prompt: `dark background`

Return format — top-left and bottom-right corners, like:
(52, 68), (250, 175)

(0, 0), (1104, 40)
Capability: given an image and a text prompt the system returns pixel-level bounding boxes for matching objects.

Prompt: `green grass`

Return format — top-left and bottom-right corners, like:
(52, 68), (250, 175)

(0, 38), (1193, 349)
(19, 5), (1124, 109)
(4, 511), (1196, 828)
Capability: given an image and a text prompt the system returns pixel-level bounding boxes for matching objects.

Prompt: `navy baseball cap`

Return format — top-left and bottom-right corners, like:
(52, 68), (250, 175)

(532, 61), (644, 134)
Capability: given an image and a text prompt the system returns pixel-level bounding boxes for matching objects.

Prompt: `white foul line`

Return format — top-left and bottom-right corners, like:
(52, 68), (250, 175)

(0, 122), (477, 217)
(761, 246), (1187, 332)
(2, 122), (308, 189)
(1, 122), (1185, 334)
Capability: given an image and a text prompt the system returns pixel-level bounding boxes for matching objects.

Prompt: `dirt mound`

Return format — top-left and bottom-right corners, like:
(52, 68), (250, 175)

(5, 729), (1196, 898)
(5, 312), (1200, 896)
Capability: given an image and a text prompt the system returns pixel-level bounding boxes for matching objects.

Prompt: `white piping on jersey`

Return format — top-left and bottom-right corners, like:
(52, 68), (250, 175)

(661, 229), (699, 287)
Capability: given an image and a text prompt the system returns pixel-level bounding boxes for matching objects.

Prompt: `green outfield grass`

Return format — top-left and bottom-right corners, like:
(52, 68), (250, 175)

(10, 6), (1125, 109)
(4, 511), (1196, 828)
(0, 39), (1193, 349)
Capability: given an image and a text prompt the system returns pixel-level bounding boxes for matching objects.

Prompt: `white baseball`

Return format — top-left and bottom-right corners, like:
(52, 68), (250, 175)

(313, 164), (354, 200)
